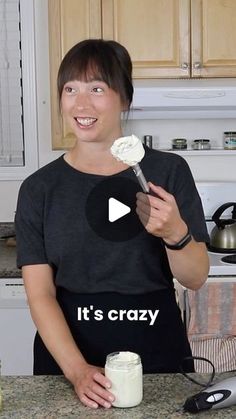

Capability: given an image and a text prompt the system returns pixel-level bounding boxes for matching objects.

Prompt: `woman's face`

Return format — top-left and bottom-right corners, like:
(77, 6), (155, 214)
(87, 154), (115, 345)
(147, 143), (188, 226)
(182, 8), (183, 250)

(60, 79), (125, 146)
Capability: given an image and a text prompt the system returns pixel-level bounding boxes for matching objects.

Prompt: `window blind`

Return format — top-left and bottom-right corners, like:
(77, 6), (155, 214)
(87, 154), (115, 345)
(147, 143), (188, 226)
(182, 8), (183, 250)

(0, 0), (24, 166)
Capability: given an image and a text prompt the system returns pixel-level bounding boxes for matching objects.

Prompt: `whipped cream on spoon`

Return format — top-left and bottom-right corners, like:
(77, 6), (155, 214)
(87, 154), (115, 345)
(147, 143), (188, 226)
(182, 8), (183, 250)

(110, 135), (149, 193)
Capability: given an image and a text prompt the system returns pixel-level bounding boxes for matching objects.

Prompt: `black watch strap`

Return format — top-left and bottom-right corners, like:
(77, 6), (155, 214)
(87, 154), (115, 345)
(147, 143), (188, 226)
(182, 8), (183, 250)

(163, 228), (192, 250)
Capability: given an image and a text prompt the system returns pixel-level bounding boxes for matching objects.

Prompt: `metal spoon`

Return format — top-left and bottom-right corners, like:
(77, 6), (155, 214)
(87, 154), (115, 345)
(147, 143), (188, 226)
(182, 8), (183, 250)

(132, 163), (149, 193)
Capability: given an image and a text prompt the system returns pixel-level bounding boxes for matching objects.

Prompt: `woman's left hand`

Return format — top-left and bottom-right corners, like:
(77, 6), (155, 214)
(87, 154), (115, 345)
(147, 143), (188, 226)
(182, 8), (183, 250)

(136, 182), (187, 244)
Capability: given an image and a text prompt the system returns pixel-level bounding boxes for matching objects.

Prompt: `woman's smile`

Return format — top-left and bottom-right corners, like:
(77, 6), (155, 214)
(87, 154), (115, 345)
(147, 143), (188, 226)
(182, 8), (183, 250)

(74, 117), (98, 128)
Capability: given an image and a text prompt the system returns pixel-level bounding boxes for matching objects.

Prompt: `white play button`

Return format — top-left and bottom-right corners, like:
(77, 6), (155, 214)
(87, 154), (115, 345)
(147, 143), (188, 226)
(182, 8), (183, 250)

(108, 197), (131, 222)
(86, 177), (145, 241)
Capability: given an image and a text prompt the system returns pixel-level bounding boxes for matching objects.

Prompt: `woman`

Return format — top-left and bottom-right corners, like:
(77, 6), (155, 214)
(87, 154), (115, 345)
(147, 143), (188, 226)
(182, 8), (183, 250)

(15, 39), (209, 409)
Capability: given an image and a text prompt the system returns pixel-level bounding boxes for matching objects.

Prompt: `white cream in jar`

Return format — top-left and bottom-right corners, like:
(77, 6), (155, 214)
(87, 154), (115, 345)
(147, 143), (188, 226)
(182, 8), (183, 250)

(105, 351), (143, 408)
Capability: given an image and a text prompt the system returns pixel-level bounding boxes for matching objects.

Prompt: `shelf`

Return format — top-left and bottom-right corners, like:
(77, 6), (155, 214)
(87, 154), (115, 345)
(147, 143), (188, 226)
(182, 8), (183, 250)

(159, 149), (236, 156)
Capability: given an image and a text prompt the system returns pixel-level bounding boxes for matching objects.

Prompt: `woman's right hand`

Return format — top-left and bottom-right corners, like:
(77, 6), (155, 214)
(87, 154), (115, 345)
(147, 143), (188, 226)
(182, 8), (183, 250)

(72, 362), (115, 409)
(22, 266), (114, 409)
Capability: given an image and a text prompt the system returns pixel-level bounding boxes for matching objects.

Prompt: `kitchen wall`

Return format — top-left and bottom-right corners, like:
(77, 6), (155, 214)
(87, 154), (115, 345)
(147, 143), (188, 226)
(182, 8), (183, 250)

(126, 118), (236, 150)
(0, 0), (235, 221)
(126, 118), (236, 178)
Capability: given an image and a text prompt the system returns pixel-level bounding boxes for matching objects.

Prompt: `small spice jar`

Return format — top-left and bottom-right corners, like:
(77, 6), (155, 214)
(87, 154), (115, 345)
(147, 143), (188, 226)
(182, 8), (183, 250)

(223, 132), (236, 149)
(105, 351), (143, 408)
(172, 138), (187, 150)
(192, 139), (211, 150)
(143, 135), (153, 148)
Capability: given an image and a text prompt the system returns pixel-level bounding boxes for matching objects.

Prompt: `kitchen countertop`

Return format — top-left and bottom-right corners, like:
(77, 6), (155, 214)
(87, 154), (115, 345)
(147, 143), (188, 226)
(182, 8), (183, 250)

(0, 222), (20, 278)
(1, 373), (236, 418)
(0, 241), (20, 278)
(0, 222), (15, 239)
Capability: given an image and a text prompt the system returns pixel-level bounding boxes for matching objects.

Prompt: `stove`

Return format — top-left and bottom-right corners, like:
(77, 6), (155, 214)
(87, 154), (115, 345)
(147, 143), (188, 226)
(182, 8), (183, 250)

(221, 254), (236, 264)
(196, 182), (236, 277)
(208, 251), (236, 276)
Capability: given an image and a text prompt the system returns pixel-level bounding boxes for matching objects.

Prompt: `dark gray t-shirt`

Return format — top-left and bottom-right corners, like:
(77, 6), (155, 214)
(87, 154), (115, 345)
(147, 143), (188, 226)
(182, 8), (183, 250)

(15, 148), (209, 294)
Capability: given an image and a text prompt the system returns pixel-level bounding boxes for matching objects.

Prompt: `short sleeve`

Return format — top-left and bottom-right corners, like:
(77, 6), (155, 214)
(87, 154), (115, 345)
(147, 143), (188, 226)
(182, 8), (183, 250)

(15, 178), (48, 268)
(170, 157), (209, 243)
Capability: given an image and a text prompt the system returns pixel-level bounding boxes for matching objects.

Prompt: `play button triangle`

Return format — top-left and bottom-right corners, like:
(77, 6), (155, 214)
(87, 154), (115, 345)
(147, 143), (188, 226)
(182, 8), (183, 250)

(108, 197), (131, 223)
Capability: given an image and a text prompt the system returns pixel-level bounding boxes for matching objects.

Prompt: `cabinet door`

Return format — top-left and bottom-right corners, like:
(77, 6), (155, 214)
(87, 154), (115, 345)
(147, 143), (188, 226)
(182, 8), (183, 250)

(191, 0), (236, 77)
(48, 0), (101, 150)
(102, 0), (190, 78)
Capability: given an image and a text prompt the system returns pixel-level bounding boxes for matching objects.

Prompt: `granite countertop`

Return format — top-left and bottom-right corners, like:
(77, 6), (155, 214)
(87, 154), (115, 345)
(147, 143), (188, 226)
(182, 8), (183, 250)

(1, 373), (236, 418)
(0, 223), (21, 278)
(0, 241), (20, 278)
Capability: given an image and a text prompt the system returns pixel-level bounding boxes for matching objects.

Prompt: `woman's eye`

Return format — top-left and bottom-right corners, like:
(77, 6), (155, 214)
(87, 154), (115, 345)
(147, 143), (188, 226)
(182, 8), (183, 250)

(92, 86), (104, 93)
(64, 86), (76, 94)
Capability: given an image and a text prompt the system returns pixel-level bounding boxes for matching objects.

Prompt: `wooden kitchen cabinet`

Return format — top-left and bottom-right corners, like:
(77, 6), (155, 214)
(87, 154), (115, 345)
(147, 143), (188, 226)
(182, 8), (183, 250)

(48, 0), (236, 149)
(102, 0), (236, 78)
(101, 0), (190, 78)
(191, 0), (236, 77)
(48, 0), (102, 149)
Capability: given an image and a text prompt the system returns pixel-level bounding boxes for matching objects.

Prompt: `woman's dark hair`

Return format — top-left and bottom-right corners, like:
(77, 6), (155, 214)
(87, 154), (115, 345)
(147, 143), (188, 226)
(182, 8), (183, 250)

(57, 39), (133, 109)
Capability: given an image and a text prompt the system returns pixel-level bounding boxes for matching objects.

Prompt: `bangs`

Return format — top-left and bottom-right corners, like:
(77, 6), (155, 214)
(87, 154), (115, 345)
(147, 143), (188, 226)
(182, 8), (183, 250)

(60, 56), (115, 89)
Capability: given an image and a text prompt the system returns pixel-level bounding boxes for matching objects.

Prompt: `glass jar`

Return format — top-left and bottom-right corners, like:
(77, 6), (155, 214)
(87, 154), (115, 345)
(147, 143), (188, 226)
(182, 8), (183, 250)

(192, 139), (211, 150)
(143, 135), (153, 148)
(105, 351), (143, 408)
(172, 138), (187, 150)
(223, 132), (236, 149)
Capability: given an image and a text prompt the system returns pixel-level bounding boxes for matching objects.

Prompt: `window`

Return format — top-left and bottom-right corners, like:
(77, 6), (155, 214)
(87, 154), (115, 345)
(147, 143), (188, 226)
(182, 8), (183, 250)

(0, 0), (23, 167)
(0, 0), (38, 180)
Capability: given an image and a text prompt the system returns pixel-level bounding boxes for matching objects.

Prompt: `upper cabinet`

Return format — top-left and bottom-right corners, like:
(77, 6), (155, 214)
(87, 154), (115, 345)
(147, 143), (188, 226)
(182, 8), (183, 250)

(191, 0), (236, 77)
(48, 0), (102, 149)
(101, 0), (236, 78)
(48, 0), (236, 149)
(101, 0), (190, 78)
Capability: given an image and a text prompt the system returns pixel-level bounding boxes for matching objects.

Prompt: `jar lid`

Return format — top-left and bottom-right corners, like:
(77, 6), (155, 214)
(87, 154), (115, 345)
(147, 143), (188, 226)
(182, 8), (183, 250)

(172, 138), (187, 143)
(193, 139), (210, 143)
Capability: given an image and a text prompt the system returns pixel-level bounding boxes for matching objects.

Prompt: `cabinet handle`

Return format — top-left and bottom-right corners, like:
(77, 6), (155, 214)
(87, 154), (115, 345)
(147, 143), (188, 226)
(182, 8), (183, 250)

(180, 62), (189, 70)
(193, 62), (202, 69)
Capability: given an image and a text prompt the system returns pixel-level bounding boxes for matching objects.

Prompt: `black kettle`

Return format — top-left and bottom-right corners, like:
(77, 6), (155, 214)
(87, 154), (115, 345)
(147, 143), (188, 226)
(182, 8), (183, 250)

(210, 202), (236, 251)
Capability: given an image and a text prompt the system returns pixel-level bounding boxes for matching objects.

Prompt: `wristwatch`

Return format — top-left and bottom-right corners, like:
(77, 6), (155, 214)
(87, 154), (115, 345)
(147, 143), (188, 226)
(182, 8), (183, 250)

(163, 227), (192, 250)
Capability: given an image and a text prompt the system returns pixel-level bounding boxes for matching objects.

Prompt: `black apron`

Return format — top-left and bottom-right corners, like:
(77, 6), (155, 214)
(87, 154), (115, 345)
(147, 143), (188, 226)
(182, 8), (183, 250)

(34, 288), (194, 374)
